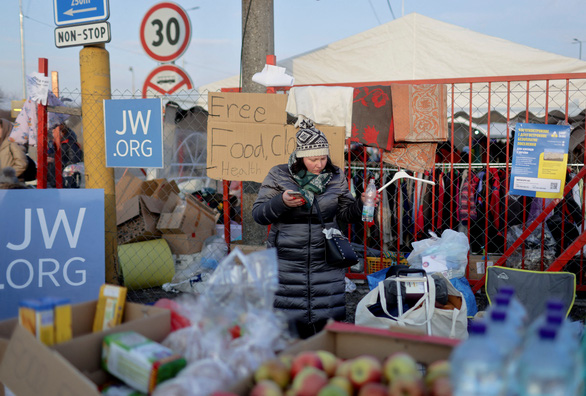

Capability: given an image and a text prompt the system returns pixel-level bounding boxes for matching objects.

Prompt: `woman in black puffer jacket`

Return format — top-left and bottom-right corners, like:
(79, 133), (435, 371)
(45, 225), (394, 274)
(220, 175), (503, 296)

(253, 120), (376, 339)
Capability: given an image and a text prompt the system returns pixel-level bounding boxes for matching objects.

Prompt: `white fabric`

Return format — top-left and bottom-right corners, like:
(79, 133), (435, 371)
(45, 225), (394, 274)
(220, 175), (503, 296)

(198, 13), (586, 118)
(252, 64), (294, 87)
(286, 86), (354, 138)
(355, 272), (468, 339)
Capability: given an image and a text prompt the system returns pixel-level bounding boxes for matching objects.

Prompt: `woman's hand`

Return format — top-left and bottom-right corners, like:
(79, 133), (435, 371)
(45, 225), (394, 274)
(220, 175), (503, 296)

(361, 191), (381, 206)
(283, 190), (306, 208)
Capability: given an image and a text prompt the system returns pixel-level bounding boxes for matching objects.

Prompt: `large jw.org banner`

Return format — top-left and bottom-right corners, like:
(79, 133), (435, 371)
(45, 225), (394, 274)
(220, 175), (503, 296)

(0, 189), (105, 320)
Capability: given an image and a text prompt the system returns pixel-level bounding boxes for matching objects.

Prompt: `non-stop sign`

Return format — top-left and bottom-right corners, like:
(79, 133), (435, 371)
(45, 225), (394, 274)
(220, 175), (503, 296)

(140, 2), (191, 62)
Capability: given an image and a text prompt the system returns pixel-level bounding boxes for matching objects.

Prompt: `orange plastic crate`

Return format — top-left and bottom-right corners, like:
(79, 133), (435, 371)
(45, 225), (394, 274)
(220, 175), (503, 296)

(366, 255), (408, 274)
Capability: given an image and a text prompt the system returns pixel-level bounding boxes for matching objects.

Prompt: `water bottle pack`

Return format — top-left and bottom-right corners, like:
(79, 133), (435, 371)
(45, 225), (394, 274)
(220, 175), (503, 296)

(451, 288), (585, 395)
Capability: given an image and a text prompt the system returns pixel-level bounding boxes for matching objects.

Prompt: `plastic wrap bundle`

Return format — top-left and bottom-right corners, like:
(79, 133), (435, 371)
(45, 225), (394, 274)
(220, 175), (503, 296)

(154, 248), (292, 396)
(407, 229), (470, 279)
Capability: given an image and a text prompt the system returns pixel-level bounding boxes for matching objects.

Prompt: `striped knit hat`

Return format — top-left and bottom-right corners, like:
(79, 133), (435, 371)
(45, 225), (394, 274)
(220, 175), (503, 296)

(295, 119), (329, 158)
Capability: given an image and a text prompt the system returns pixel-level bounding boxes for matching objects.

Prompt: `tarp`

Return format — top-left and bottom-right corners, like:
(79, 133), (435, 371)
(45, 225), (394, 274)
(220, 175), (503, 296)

(197, 13), (586, 118)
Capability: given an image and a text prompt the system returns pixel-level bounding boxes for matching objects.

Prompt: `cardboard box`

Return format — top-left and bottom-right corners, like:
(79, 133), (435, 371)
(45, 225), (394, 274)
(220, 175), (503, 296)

(230, 321), (459, 395)
(163, 232), (214, 255)
(143, 178), (179, 203)
(115, 173), (179, 207)
(0, 300), (170, 396)
(157, 193), (217, 235)
(116, 195), (164, 244)
(468, 255), (498, 280)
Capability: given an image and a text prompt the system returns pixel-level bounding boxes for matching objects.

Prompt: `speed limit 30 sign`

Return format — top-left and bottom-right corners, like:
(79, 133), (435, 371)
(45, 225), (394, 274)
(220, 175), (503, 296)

(140, 2), (191, 62)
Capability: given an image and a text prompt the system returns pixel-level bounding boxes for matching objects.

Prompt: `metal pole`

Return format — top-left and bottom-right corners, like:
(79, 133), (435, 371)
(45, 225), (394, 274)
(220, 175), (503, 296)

(80, 44), (119, 285)
(19, 0), (26, 99)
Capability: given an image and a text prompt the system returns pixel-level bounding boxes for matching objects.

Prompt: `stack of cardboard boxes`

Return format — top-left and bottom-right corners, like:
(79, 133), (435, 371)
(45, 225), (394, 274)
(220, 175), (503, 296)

(115, 173), (218, 255)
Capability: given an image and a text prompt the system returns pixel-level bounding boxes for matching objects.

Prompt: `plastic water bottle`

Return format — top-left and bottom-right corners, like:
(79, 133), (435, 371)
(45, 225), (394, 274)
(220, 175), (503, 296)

(450, 321), (506, 396)
(361, 179), (377, 222)
(488, 292), (525, 336)
(486, 308), (522, 395)
(518, 326), (574, 396)
(496, 286), (528, 328)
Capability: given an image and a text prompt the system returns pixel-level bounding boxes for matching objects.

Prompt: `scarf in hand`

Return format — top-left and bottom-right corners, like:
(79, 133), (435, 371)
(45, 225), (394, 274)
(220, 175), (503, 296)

(288, 152), (332, 208)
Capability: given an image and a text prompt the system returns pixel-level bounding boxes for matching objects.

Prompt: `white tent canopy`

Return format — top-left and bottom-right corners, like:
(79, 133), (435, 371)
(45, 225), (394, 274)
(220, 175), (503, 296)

(198, 13), (586, 117)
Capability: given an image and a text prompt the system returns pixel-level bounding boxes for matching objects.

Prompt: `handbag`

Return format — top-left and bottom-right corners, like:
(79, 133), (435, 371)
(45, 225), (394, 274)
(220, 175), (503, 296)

(355, 272), (468, 339)
(314, 199), (359, 268)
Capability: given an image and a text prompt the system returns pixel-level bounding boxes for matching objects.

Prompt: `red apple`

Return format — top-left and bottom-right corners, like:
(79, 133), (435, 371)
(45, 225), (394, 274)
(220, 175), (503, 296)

(328, 376), (353, 395)
(250, 379), (284, 396)
(357, 382), (387, 396)
(348, 355), (382, 389)
(383, 352), (421, 384)
(291, 351), (324, 378)
(316, 350), (339, 377)
(429, 376), (453, 396)
(424, 359), (451, 389)
(316, 383), (350, 396)
(334, 359), (352, 378)
(255, 358), (291, 389)
(291, 367), (329, 396)
(387, 374), (426, 396)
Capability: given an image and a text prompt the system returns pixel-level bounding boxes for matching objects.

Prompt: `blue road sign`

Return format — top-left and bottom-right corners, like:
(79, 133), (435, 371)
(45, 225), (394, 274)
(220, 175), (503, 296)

(104, 98), (164, 169)
(54, 0), (109, 26)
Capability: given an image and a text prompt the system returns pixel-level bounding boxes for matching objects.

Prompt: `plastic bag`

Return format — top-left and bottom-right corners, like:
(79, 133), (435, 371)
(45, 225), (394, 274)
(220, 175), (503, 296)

(156, 248), (291, 396)
(407, 229), (470, 279)
(200, 235), (228, 270)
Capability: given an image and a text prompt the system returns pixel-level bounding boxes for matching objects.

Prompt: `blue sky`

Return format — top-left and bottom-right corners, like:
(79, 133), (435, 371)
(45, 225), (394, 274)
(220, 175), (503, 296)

(2, 0), (585, 107)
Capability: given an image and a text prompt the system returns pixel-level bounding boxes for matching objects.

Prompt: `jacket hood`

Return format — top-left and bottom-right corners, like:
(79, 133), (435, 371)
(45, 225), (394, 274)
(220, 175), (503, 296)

(0, 118), (12, 143)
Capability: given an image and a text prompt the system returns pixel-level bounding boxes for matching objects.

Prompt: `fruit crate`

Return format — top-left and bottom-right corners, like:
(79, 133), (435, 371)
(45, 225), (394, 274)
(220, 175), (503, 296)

(366, 254), (409, 274)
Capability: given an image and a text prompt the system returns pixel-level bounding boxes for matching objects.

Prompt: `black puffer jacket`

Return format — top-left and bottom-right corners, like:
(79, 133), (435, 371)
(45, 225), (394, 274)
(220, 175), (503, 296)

(252, 164), (363, 326)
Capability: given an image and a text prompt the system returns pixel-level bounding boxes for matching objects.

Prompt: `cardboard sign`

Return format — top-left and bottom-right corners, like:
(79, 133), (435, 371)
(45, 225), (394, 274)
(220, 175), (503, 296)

(208, 92), (287, 124)
(0, 190), (105, 320)
(207, 122), (345, 182)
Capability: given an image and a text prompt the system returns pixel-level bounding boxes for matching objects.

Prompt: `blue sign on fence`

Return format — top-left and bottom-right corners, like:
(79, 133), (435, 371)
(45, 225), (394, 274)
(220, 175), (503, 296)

(0, 189), (105, 320)
(54, 0), (109, 26)
(104, 98), (163, 169)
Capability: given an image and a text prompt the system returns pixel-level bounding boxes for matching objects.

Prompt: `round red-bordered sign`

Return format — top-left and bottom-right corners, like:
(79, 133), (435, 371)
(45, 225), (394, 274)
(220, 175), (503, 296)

(142, 64), (193, 98)
(140, 2), (191, 62)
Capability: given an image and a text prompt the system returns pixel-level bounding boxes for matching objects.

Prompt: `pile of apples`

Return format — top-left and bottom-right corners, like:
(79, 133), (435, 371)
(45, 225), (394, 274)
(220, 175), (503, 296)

(247, 349), (451, 396)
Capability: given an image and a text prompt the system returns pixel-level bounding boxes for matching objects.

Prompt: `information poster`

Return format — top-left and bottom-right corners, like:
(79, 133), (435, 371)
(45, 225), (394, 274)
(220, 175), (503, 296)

(509, 123), (571, 198)
(0, 189), (105, 319)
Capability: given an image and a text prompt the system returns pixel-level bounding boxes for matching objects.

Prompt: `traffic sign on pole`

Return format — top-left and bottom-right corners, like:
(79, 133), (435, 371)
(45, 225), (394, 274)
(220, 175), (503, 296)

(55, 21), (111, 48)
(142, 64), (193, 99)
(140, 2), (191, 63)
(53, 0), (109, 26)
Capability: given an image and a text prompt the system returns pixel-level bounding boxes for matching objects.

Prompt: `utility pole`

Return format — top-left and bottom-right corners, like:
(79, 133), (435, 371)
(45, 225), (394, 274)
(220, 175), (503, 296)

(240, 0), (274, 244)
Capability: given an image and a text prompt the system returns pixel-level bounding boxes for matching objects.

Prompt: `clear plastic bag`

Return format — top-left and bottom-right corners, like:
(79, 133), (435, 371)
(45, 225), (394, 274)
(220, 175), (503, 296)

(407, 229), (470, 279)
(155, 248), (291, 396)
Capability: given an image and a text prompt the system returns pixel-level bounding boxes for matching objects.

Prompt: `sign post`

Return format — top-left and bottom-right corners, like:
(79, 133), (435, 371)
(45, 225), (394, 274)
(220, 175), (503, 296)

(53, 0), (109, 26)
(140, 2), (192, 63)
(141, 64), (193, 98)
(103, 98), (164, 169)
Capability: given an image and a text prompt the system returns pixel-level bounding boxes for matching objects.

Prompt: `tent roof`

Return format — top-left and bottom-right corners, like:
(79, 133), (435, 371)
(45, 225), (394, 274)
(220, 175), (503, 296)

(198, 12), (586, 94)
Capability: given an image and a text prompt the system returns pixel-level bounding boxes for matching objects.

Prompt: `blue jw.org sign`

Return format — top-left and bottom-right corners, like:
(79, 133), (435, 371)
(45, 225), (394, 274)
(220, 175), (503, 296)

(0, 189), (105, 320)
(104, 98), (164, 169)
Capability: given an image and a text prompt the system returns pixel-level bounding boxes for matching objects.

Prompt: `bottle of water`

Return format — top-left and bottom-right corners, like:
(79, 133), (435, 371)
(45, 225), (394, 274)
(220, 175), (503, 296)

(518, 326), (574, 396)
(496, 286), (528, 328)
(361, 179), (377, 222)
(451, 321), (506, 396)
(488, 292), (525, 336)
(486, 308), (522, 395)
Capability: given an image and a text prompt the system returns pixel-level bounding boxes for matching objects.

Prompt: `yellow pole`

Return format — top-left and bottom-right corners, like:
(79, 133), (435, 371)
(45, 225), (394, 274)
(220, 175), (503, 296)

(79, 44), (119, 285)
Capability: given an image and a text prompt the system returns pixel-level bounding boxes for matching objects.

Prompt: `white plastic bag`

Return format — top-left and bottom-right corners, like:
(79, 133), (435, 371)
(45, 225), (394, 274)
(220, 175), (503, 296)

(355, 272), (468, 339)
(408, 229), (470, 278)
